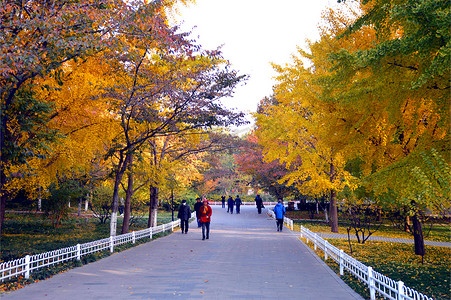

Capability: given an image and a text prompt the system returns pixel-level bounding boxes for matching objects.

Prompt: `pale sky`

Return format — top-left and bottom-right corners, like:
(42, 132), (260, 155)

(173, 0), (339, 130)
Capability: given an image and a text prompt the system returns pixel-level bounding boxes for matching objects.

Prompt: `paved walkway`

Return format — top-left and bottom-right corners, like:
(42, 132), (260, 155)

(1, 206), (362, 300)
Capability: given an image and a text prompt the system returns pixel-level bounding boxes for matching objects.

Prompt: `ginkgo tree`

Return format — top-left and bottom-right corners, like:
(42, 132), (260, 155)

(326, 0), (450, 256)
(0, 0), (133, 234)
(255, 0), (449, 256)
(254, 5), (370, 232)
(99, 2), (247, 235)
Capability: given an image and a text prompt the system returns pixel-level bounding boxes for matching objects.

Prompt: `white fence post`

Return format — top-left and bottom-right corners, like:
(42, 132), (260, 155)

(132, 231), (136, 244)
(368, 266), (376, 300)
(300, 225), (303, 238)
(171, 221), (174, 232)
(150, 227), (153, 240)
(24, 255), (30, 279)
(339, 249), (344, 276)
(76, 244), (81, 260)
(109, 236), (114, 253)
(314, 234), (317, 250)
(324, 240), (328, 260)
(397, 280), (405, 300)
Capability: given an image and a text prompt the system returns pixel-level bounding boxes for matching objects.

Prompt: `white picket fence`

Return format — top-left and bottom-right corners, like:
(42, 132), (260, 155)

(266, 209), (433, 300)
(0, 219), (180, 282)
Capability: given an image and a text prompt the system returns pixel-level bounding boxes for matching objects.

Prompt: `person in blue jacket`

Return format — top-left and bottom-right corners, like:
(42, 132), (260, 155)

(273, 199), (286, 232)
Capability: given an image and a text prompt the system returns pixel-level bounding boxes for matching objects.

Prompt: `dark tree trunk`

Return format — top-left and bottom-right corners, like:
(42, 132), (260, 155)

(109, 152), (129, 236)
(328, 161), (338, 233)
(77, 198), (82, 217)
(329, 189), (339, 233)
(412, 214), (425, 257)
(0, 94), (12, 237)
(121, 155), (133, 234)
(148, 185), (159, 228)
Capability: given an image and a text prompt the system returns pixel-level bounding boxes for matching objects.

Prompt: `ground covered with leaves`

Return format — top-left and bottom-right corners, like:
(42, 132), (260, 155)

(289, 215), (450, 243)
(303, 238), (450, 300)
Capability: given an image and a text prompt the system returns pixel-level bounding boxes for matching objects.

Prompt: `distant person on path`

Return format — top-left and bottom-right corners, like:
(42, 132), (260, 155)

(177, 200), (191, 234)
(227, 196), (234, 214)
(273, 199), (286, 232)
(200, 199), (212, 240)
(194, 197), (203, 227)
(221, 195), (226, 208)
(255, 194), (264, 214)
(235, 195), (242, 214)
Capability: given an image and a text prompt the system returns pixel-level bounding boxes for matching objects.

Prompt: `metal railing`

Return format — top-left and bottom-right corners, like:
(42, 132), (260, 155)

(0, 219), (180, 282)
(266, 210), (433, 300)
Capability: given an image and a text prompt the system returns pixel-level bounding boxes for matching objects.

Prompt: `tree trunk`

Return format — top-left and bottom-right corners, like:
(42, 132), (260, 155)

(85, 193), (89, 211)
(0, 93), (11, 237)
(329, 189), (339, 233)
(404, 215), (411, 232)
(148, 185), (159, 228)
(109, 152), (129, 236)
(77, 198), (82, 217)
(412, 214), (425, 257)
(121, 155), (133, 234)
(376, 208), (382, 222)
(329, 161), (339, 233)
(324, 206), (329, 223)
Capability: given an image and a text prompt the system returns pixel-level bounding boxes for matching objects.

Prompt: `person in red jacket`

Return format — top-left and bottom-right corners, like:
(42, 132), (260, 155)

(199, 199), (212, 240)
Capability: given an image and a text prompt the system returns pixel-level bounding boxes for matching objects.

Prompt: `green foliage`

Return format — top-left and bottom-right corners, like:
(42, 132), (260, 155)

(2, 88), (59, 166)
(89, 185), (113, 224)
(342, 0), (450, 89)
(42, 179), (88, 227)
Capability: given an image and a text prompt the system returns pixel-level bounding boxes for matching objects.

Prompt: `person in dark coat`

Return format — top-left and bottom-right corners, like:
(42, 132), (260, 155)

(227, 196), (234, 214)
(177, 200), (191, 234)
(235, 195), (242, 214)
(273, 199), (286, 232)
(221, 195), (226, 208)
(255, 194), (264, 214)
(193, 197), (203, 227)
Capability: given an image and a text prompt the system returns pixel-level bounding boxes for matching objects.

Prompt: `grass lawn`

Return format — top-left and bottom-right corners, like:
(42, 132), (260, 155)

(0, 211), (175, 261)
(287, 212), (450, 243)
(0, 211), (177, 292)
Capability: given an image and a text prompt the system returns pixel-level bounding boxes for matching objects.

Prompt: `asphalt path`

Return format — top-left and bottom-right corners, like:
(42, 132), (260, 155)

(1, 206), (363, 300)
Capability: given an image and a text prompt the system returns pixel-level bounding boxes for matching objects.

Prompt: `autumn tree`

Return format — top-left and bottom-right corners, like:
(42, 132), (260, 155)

(328, 0), (451, 256)
(0, 0), (135, 235)
(235, 132), (296, 200)
(100, 1), (247, 235)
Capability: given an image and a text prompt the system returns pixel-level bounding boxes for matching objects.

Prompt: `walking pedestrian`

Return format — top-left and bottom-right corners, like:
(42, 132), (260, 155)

(199, 199), (212, 240)
(273, 199), (286, 232)
(255, 194), (264, 214)
(221, 195), (226, 208)
(194, 197), (203, 227)
(235, 195), (242, 214)
(177, 200), (191, 234)
(227, 195), (234, 214)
